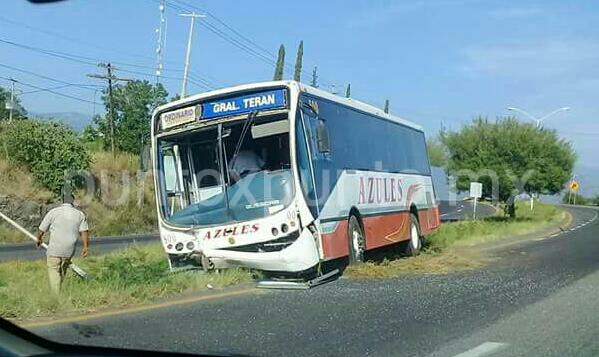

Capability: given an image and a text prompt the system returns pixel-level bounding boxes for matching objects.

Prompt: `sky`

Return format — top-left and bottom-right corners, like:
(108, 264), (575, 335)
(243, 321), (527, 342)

(2, 0), (599, 194)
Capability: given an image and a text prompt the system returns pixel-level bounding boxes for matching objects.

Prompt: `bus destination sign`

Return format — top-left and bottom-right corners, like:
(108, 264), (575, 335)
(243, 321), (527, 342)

(161, 105), (201, 130)
(201, 89), (287, 120)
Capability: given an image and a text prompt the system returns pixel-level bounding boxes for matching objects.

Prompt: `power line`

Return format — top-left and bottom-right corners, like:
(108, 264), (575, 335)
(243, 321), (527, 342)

(0, 62), (101, 92)
(164, 0), (330, 85)
(165, 1), (277, 67)
(0, 37), (218, 91)
(0, 75), (96, 105)
(161, 1), (278, 68)
(116, 67), (214, 90)
(21, 83), (97, 95)
(87, 63), (133, 155)
(0, 15), (180, 67)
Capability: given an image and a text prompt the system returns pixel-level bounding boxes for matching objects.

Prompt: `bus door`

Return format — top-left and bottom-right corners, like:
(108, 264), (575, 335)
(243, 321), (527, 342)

(299, 98), (332, 216)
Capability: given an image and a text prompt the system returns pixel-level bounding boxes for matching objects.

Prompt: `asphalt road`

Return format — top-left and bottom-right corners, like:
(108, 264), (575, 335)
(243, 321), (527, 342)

(0, 234), (159, 262)
(439, 199), (497, 221)
(30, 205), (599, 357)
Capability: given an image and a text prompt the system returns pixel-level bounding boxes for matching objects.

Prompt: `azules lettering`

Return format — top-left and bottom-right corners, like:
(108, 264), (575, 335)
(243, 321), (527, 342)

(203, 224), (259, 240)
(358, 177), (403, 204)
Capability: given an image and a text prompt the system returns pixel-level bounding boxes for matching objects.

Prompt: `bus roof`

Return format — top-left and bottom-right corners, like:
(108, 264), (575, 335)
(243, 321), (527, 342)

(154, 80), (424, 132)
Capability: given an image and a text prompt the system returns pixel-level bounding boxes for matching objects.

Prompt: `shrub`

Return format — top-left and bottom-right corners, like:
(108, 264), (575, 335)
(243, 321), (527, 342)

(0, 120), (90, 193)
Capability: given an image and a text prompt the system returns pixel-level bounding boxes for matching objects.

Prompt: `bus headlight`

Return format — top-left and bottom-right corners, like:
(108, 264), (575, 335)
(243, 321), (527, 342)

(175, 242), (184, 251)
(281, 223), (289, 234)
(271, 227), (279, 236)
(186, 241), (195, 250)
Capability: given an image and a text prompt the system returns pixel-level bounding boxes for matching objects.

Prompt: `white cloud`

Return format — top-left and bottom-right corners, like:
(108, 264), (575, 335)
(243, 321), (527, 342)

(346, 0), (476, 29)
(489, 7), (544, 19)
(458, 38), (599, 78)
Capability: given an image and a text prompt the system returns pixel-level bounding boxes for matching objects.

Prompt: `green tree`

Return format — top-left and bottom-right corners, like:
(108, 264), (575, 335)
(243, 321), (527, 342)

(427, 137), (447, 167)
(442, 117), (576, 218)
(562, 192), (588, 205)
(384, 99), (390, 114)
(0, 120), (90, 193)
(311, 66), (318, 87)
(96, 80), (168, 154)
(293, 40), (304, 82)
(273, 44), (286, 81)
(0, 86), (27, 120)
(80, 122), (103, 151)
(345, 83), (351, 98)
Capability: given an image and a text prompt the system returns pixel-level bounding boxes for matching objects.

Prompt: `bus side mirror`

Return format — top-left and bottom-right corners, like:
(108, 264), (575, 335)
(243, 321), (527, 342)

(316, 120), (330, 153)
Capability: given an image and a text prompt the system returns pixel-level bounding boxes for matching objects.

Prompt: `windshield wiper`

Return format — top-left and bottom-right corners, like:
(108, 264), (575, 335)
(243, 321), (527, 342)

(217, 123), (232, 221)
(229, 111), (258, 170)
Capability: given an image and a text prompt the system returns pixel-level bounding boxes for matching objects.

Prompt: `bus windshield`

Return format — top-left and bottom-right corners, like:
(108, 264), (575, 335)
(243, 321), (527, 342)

(157, 113), (294, 227)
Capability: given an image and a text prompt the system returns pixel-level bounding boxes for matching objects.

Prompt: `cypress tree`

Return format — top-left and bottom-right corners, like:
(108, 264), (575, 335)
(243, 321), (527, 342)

(273, 44), (286, 80)
(294, 41), (304, 81)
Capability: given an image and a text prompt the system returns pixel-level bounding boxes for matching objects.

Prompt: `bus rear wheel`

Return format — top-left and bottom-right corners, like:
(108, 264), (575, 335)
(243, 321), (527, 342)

(402, 213), (422, 256)
(347, 215), (365, 265)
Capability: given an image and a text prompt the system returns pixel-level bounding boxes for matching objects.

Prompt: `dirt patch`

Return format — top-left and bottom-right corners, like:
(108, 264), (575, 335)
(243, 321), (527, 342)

(345, 249), (489, 279)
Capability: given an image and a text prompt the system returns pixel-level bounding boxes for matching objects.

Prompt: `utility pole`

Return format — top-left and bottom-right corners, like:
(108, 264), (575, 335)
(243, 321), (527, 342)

(7, 79), (16, 122)
(155, 0), (167, 84)
(180, 12), (205, 98)
(88, 63), (132, 156)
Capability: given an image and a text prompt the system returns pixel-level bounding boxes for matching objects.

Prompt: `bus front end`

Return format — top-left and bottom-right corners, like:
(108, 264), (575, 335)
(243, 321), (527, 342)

(151, 83), (320, 274)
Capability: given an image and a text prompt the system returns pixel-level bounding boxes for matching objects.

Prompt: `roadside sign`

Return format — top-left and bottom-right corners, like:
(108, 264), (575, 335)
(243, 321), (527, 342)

(470, 182), (482, 220)
(470, 182), (482, 198)
(569, 180), (580, 192)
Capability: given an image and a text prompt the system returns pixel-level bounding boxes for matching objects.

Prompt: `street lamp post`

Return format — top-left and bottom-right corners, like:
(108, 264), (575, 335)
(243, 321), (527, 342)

(507, 106), (571, 210)
(507, 106), (570, 128)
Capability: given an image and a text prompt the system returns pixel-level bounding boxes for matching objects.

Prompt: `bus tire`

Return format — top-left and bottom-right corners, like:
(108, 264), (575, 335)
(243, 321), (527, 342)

(347, 215), (365, 264)
(403, 213), (422, 256)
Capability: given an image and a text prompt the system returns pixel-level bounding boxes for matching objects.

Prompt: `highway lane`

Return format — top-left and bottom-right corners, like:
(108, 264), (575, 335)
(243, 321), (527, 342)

(439, 199), (497, 221)
(31, 206), (599, 357)
(0, 234), (159, 262)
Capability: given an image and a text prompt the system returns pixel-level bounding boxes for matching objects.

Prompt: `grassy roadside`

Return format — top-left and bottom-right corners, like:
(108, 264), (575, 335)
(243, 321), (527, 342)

(427, 201), (565, 249)
(346, 201), (565, 278)
(0, 244), (254, 320)
(0, 151), (157, 244)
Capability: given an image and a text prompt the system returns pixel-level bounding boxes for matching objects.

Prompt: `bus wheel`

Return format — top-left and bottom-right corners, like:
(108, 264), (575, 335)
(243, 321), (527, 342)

(403, 213), (422, 256)
(347, 215), (365, 264)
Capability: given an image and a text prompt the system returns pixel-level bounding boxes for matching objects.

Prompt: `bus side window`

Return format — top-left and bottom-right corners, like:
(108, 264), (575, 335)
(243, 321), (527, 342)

(316, 119), (330, 153)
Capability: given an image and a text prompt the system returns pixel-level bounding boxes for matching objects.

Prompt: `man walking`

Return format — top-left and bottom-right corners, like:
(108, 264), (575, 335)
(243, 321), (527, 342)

(37, 191), (90, 294)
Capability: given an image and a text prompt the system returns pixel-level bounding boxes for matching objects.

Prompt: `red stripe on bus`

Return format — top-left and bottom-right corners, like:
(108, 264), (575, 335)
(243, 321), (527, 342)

(320, 206), (441, 260)
(363, 212), (411, 250)
(321, 220), (350, 260)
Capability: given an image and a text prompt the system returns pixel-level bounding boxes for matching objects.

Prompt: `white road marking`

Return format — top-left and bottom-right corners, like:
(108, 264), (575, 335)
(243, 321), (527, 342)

(452, 342), (507, 357)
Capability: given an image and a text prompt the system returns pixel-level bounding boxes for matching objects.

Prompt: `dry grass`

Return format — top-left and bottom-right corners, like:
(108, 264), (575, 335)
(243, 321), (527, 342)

(0, 244), (254, 320)
(346, 201), (563, 279)
(345, 250), (486, 279)
(0, 151), (158, 242)
(80, 151), (158, 237)
(0, 157), (53, 202)
(427, 201), (564, 249)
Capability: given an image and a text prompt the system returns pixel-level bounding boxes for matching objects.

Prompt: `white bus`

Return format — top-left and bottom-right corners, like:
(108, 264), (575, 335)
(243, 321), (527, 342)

(151, 81), (440, 275)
